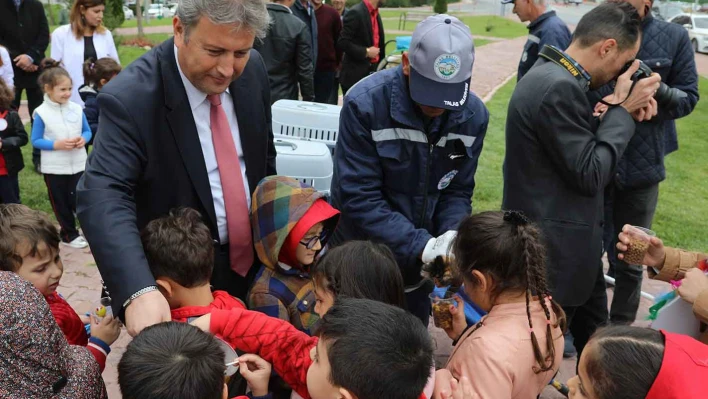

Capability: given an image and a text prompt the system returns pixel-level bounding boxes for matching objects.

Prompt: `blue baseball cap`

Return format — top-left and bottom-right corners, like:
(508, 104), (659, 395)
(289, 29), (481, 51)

(408, 15), (475, 111)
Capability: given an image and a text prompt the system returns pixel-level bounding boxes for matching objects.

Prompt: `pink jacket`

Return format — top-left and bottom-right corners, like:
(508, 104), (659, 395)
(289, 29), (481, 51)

(446, 299), (564, 399)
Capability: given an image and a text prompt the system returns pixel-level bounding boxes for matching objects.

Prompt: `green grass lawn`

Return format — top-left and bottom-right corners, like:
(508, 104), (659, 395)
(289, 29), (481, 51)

(120, 17), (174, 28)
(472, 77), (708, 251)
(383, 15), (527, 39)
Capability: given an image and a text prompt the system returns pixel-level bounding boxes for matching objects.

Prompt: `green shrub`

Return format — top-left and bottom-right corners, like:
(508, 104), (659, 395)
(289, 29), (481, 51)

(103, 0), (125, 30)
(433, 0), (447, 14)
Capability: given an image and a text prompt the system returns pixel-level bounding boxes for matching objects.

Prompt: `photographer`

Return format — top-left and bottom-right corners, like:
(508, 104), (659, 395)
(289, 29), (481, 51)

(616, 224), (708, 344)
(593, 0), (700, 327)
(503, 2), (661, 358)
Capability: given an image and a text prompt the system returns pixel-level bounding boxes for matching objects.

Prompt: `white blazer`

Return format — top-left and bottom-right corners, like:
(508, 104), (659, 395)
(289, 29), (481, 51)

(0, 46), (13, 89)
(50, 24), (120, 106)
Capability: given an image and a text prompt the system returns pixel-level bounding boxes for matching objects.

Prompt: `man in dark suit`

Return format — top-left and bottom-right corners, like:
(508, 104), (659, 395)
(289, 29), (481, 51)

(338, 0), (385, 95)
(503, 2), (660, 358)
(0, 0), (49, 171)
(77, 0), (276, 337)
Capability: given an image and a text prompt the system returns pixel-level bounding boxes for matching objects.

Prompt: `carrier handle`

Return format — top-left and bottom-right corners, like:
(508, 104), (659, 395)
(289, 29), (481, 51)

(274, 139), (298, 150)
(296, 103), (328, 111)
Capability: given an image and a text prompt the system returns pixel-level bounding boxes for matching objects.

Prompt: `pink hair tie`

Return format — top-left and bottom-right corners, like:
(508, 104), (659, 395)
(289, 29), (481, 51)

(529, 328), (534, 333)
(546, 319), (551, 325)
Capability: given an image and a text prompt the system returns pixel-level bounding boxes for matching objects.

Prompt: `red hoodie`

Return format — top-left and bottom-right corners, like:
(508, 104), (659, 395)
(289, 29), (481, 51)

(645, 331), (708, 399)
(170, 290), (246, 322)
(45, 292), (109, 371)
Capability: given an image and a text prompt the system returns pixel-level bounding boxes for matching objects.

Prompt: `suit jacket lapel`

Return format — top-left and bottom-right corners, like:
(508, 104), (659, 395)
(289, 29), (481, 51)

(229, 57), (266, 194)
(160, 40), (218, 228)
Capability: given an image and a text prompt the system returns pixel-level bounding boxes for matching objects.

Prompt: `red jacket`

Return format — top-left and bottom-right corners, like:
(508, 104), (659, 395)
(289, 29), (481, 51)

(210, 308), (317, 399)
(45, 292), (109, 371)
(645, 331), (708, 399)
(171, 290), (246, 322)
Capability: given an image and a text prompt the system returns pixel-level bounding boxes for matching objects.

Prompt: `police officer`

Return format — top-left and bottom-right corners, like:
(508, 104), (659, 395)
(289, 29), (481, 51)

(502, 0), (572, 81)
(330, 15), (488, 325)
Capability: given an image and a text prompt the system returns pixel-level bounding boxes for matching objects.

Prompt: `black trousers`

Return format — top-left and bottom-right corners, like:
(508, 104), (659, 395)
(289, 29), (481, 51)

(329, 75), (341, 104)
(12, 86), (43, 168)
(603, 183), (659, 324)
(0, 173), (20, 204)
(562, 263), (609, 359)
(314, 70), (337, 105)
(44, 172), (83, 242)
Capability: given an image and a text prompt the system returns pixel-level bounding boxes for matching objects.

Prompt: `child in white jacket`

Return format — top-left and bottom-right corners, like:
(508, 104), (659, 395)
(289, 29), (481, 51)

(31, 59), (92, 248)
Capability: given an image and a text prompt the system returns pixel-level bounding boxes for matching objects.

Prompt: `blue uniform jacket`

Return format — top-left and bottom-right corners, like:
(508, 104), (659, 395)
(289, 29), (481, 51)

(518, 11), (571, 81)
(330, 67), (489, 286)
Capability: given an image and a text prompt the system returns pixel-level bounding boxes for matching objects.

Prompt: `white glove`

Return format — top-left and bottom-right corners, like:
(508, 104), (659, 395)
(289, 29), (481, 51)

(422, 230), (457, 264)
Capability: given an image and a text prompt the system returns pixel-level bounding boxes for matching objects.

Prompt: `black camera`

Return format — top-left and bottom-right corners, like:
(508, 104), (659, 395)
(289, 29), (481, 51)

(619, 60), (686, 109)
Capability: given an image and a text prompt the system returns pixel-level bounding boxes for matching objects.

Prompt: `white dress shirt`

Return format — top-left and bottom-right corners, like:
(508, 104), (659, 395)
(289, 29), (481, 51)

(175, 46), (251, 244)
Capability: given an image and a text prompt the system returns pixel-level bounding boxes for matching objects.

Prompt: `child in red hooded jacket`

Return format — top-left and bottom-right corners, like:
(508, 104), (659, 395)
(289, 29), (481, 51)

(248, 176), (340, 335)
(567, 325), (708, 399)
(139, 207), (247, 322)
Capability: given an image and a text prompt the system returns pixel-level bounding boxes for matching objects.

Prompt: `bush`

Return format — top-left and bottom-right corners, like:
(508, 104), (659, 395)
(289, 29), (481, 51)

(103, 0), (125, 30)
(433, 0), (447, 13)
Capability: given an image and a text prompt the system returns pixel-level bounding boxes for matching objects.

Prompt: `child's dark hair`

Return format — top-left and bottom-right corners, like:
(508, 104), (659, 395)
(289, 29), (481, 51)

(37, 59), (71, 91)
(311, 241), (406, 308)
(0, 204), (60, 272)
(83, 57), (121, 89)
(0, 78), (13, 110)
(118, 322), (225, 399)
(584, 326), (664, 399)
(141, 207), (215, 288)
(318, 297), (433, 399)
(452, 211), (566, 374)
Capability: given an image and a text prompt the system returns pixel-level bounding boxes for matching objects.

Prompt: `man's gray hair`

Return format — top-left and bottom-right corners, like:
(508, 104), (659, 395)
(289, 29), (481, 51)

(177, 0), (270, 40)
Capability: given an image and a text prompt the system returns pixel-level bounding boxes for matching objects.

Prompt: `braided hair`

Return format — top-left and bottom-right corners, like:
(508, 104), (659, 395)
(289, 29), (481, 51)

(452, 211), (567, 374)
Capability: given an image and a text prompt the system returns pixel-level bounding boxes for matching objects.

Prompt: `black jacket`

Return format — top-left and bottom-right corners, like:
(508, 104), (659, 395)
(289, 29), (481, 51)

(0, 0), (49, 89)
(255, 3), (314, 104)
(79, 84), (99, 143)
(291, 0), (317, 66)
(77, 39), (277, 311)
(588, 14), (699, 189)
(503, 53), (635, 306)
(338, 1), (385, 90)
(0, 110), (27, 174)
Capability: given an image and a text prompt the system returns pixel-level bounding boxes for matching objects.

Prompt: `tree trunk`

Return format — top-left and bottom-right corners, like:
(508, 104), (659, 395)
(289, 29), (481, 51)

(136, 0), (144, 37)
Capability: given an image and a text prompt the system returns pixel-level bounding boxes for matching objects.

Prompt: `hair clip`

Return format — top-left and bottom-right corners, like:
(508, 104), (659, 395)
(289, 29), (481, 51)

(503, 210), (529, 226)
(90, 63), (95, 69)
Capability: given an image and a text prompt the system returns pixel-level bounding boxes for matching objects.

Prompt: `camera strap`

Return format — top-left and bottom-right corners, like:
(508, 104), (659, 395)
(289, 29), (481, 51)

(539, 45), (636, 107)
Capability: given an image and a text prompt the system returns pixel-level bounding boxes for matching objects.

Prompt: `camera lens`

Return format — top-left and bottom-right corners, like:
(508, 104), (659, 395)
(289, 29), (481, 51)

(654, 83), (687, 109)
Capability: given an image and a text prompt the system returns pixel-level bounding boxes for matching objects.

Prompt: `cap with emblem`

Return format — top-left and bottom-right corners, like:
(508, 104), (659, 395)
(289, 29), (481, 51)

(408, 14), (475, 111)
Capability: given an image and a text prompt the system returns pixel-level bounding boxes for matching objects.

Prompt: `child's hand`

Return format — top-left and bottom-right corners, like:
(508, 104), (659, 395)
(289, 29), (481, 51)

(90, 315), (121, 345)
(444, 296), (467, 341)
(238, 354), (272, 397)
(79, 312), (91, 325)
(678, 268), (708, 304)
(616, 224), (666, 267)
(433, 370), (475, 399)
(53, 139), (75, 150)
(75, 137), (86, 149)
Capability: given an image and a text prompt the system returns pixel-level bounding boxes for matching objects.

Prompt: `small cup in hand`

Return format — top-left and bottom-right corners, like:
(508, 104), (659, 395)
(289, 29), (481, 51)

(621, 226), (655, 265)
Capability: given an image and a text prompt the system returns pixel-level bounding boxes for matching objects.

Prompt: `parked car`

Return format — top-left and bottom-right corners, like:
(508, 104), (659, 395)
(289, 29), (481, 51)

(564, 0), (582, 5)
(123, 5), (134, 20)
(147, 4), (172, 18)
(668, 13), (708, 54)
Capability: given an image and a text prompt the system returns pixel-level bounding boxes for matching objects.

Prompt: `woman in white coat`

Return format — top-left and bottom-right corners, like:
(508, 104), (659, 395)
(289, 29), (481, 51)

(51, 0), (120, 106)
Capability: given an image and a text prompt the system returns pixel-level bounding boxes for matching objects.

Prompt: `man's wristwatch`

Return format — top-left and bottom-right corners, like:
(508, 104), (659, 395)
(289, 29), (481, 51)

(123, 285), (159, 310)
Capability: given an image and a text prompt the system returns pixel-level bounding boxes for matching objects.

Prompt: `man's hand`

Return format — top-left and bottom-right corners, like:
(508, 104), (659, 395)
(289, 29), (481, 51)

(125, 290), (171, 337)
(238, 354), (272, 397)
(613, 60), (661, 115)
(13, 54), (33, 71)
(616, 224), (666, 268)
(91, 314), (122, 345)
(422, 231), (457, 264)
(366, 46), (380, 59)
(444, 295), (467, 341)
(631, 97), (658, 122)
(678, 268), (708, 305)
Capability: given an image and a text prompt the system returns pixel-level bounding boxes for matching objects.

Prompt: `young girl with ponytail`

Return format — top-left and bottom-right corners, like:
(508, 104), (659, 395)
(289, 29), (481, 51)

(439, 211), (566, 399)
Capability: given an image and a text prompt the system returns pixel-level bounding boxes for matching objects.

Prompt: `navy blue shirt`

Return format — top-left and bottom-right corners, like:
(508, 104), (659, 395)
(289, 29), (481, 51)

(518, 11), (571, 81)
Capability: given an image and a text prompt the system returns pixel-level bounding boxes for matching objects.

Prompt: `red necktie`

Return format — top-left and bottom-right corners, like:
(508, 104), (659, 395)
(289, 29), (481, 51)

(207, 94), (254, 277)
